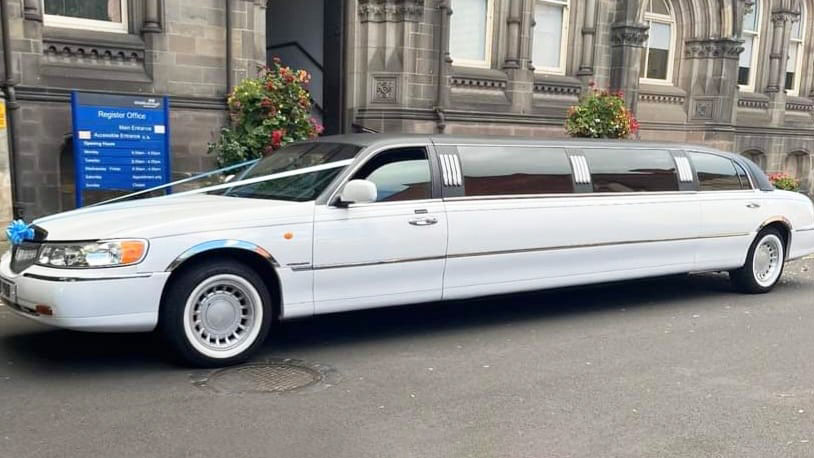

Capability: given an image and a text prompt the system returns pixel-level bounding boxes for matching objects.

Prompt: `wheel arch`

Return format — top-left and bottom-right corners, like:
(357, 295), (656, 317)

(162, 240), (283, 320)
(757, 217), (792, 259)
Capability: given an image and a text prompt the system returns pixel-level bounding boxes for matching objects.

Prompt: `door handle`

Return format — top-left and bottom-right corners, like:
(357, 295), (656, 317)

(409, 216), (438, 226)
(746, 202), (761, 209)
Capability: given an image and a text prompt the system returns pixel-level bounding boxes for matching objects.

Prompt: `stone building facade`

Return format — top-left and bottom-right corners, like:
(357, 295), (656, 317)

(345, 0), (814, 193)
(0, 0), (266, 219)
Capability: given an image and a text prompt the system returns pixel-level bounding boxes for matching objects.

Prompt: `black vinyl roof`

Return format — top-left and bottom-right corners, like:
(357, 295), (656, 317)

(310, 134), (773, 191)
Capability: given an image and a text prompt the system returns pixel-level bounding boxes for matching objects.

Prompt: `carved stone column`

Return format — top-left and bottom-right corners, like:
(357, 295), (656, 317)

(142, 0), (162, 33)
(577, 0), (598, 76)
(503, 0), (522, 69)
(765, 2), (800, 124)
(684, 38), (744, 125)
(23, 0), (42, 22)
(609, 22), (648, 112)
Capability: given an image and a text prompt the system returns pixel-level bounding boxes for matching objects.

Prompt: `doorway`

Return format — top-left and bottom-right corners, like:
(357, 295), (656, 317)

(266, 0), (344, 135)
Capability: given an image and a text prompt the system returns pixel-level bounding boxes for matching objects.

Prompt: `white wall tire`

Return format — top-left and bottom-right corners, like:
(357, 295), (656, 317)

(160, 259), (273, 367)
(730, 228), (786, 294)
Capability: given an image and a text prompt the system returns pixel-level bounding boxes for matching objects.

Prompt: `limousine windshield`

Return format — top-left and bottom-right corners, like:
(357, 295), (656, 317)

(213, 142), (360, 201)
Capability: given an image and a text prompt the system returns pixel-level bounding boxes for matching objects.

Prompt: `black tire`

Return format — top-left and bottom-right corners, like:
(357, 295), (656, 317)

(159, 259), (273, 367)
(729, 228), (786, 294)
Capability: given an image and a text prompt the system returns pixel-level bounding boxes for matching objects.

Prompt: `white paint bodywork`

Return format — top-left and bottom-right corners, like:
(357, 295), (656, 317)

(2, 139), (814, 333)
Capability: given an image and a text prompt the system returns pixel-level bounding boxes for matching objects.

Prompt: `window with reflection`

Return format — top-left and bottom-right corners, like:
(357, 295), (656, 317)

(459, 147), (574, 196)
(532, 0), (569, 74)
(583, 149), (679, 192)
(449, 0), (494, 68)
(785, 6), (806, 95)
(640, 0), (674, 82)
(740, 2), (761, 90)
(44, 0), (128, 33)
(690, 152), (745, 191)
(353, 148), (432, 202)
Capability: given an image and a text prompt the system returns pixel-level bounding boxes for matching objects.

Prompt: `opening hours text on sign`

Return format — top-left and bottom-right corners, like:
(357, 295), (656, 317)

(71, 91), (171, 207)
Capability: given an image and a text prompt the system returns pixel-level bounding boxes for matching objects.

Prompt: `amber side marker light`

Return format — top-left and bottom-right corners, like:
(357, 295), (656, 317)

(120, 240), (147, 265)
(34, 305), (53, 316)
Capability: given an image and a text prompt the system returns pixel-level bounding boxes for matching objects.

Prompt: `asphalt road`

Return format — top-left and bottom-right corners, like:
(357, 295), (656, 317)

(1, 260), (814, 458)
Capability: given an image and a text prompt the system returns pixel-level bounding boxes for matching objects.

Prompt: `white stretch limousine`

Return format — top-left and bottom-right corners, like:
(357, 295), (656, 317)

(2, 135), (814, 366)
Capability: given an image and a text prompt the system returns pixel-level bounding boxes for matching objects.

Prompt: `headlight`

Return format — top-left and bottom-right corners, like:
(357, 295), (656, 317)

(36, 240), (148, 268)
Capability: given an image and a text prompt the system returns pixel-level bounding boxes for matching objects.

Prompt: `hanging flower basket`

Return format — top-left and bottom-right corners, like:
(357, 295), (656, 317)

(565, 83), (639, 139)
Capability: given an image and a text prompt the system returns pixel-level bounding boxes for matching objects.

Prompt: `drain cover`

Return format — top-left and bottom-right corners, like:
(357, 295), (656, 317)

(199, 361), (326, 394)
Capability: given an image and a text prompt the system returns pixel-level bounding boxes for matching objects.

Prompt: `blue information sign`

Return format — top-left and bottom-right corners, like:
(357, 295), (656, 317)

(71, 91), (171, 207)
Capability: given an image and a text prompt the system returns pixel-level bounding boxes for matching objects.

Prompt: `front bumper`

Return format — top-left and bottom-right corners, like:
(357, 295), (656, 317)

(0, 256), (170, 332)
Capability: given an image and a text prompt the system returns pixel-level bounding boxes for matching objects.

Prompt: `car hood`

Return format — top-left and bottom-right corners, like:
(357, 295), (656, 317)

(34, 194), (312, 241)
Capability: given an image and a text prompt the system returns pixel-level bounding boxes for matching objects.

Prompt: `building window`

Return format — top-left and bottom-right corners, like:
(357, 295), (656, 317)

(43, 0), (128, 33)
(739, 1), (761, 91)
(742, 150), (767, 170)
(449, 0), (494, 68)
(639, 0), (675, 83)
(785, 6), (806, 95)
(532, 0), (569, 75)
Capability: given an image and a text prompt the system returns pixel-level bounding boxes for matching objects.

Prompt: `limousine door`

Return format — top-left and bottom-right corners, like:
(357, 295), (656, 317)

(689, 151), (767, 270)
(311, 145), (447, 314)
(439, 145), (700, 300)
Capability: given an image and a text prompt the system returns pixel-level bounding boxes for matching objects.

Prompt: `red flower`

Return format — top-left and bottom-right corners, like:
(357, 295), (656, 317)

(271, 129), (286, 148)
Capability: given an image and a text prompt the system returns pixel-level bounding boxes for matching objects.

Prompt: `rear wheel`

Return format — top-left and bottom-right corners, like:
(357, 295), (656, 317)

(160, 259), (272, 367)
(730, 228), (785, 294)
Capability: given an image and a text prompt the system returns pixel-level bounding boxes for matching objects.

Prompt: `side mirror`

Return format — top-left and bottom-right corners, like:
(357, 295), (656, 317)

(337, 179), (377, 206)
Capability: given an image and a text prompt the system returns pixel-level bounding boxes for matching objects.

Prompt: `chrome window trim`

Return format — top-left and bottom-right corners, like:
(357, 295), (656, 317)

(569, 155), (591, 184)
(675, 156), (694, 182)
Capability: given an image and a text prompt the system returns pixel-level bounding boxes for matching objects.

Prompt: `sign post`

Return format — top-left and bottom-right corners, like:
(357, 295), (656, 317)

(70, 92), (171, 207)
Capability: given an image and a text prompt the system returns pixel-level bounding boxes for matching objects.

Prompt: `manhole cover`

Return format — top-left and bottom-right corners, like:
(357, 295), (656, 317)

(198, 361), (328, 394)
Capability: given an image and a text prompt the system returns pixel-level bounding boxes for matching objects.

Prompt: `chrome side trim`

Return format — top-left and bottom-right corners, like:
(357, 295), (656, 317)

(297, 232), (750, 271)
(23, 273), (153, 282)
(292, 255), (445, 271)
(166, 240), (279, 272)
(796, 227), (814, 233)
(675, 156), (694, 182)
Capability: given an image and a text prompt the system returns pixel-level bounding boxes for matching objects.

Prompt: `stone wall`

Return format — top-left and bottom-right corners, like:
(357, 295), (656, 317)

(0, 0), (266, 219)
(346, 0), (814, 192)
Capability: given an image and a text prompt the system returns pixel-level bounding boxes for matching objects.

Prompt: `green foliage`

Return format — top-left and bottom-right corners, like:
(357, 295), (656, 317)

(565, 85), (639, 139)
(209, 58), (323, 167)
(769, 172), (800, 191)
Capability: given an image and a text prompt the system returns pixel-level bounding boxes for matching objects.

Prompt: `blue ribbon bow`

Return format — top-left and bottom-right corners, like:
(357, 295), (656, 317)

(6, 220), (34, 246)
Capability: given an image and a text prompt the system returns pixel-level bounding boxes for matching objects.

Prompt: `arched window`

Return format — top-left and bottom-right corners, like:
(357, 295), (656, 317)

(743, 150), (767, 170)
(785, 152), (811, 186)
(739, 1), (762, 91)
(532, 0), (570, 75)
(449, 0), (495, 68)
(640, 0), (676, 83)
(785, 4), (806, 95)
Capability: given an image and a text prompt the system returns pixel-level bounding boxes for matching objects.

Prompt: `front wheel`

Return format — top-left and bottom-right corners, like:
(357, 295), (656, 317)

(730, 228), (785, 294)
(159, 259), (272, 367)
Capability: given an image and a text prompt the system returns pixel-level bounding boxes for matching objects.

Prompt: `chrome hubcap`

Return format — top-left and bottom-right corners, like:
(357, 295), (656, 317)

(753, 235), (783, 287)
(183, 274), (262, 358)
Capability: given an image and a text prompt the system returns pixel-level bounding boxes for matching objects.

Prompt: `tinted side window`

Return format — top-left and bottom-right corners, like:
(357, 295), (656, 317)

(690, 152), (743, 191)
(353, 147), (432, 202)
(458, 146), (573, 196)
(734, 162), (752, 189)
(582, 149), (679, 192)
